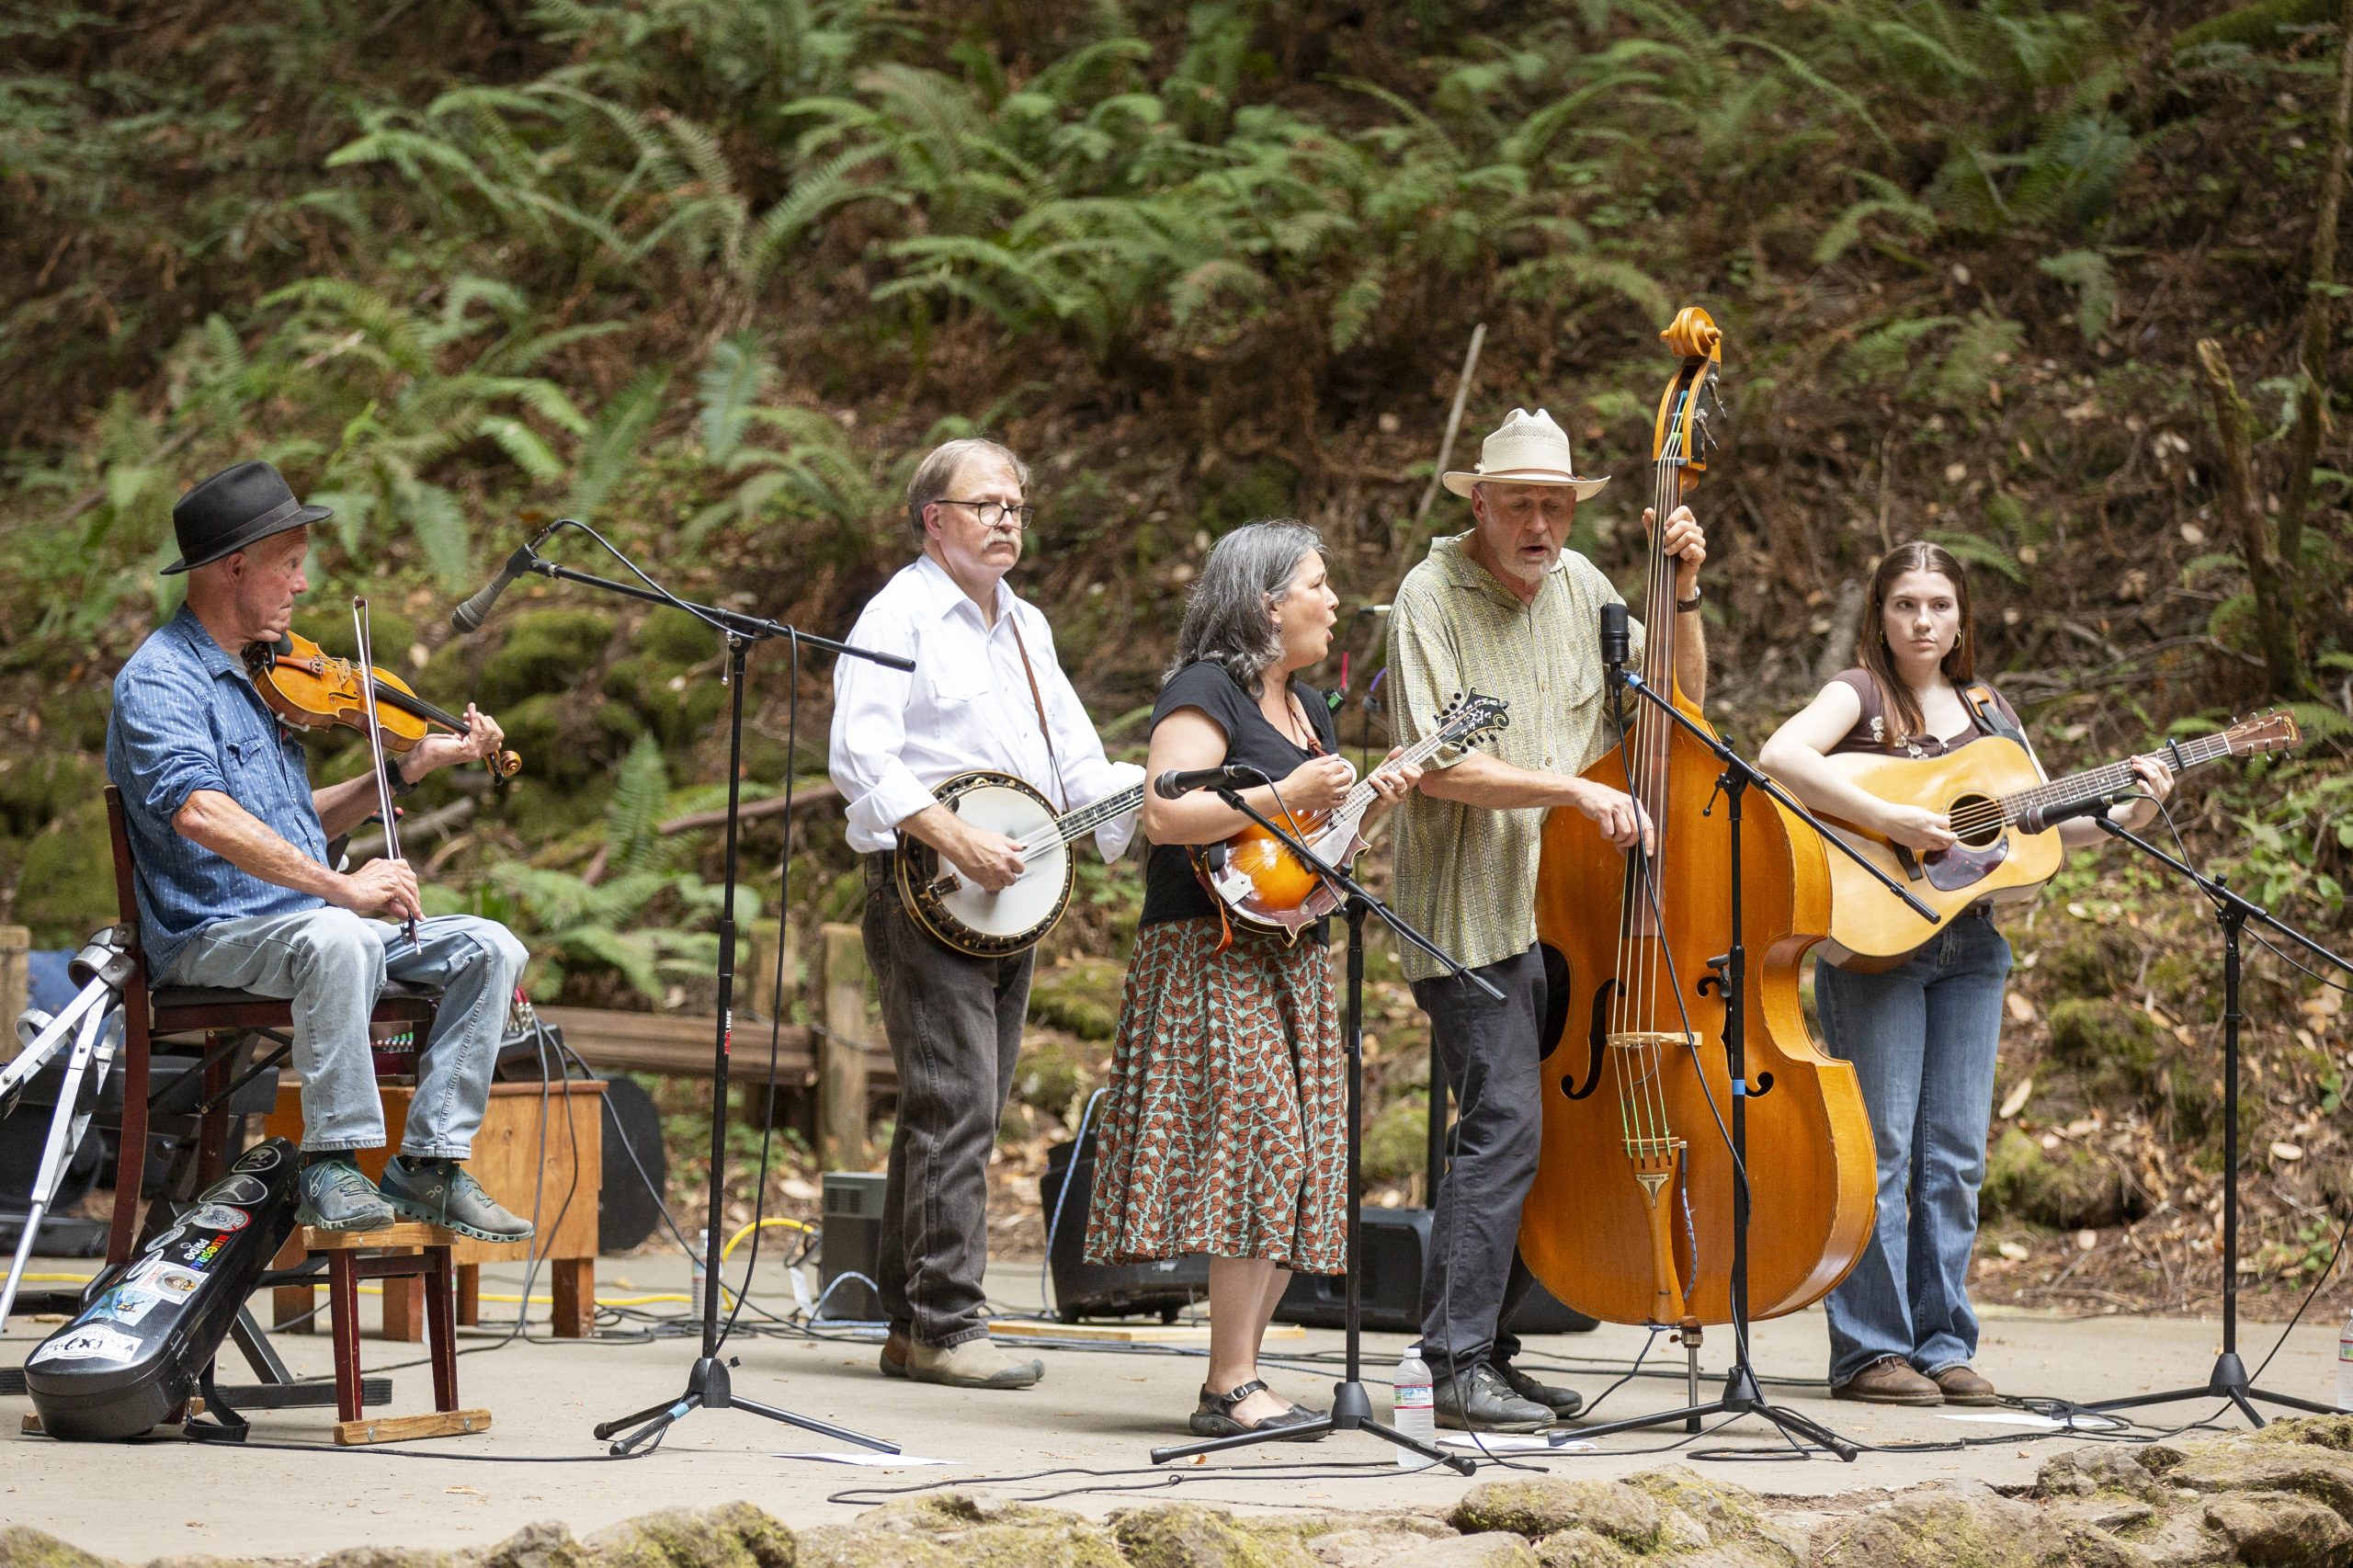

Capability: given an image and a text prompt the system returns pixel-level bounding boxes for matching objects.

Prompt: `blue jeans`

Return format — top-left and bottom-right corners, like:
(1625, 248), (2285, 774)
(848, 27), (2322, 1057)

(1816, 913), (2011, 1387)
(165, 908), (527, 1159)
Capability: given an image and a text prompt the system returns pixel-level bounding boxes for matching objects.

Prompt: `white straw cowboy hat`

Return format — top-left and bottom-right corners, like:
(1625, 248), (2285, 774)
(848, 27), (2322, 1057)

(1440, 407), (1610, 501)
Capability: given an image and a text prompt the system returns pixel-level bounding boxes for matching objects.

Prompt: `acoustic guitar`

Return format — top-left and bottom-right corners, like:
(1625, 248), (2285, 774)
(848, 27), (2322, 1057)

(1809, 710), (2302, 969)
(1192, 692), (1508, 940)
(895, 775), (1143, 958)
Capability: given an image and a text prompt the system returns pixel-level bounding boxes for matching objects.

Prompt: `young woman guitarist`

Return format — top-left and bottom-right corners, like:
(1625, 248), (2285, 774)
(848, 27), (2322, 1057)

(1084, 520), (1419, 1438)
(1757, 541), (2174, 1406)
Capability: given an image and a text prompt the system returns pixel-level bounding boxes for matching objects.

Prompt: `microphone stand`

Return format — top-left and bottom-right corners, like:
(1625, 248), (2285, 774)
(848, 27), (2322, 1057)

(1570, 643), (1935, 1460)
(1149, 778), (1493, 1474)
(504, 540), (910, 1458)
(2078, 818), (2353, 1427)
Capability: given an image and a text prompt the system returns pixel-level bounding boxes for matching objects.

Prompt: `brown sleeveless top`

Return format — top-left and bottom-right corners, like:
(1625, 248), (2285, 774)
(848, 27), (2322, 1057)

(1827, 668), (2020, 759)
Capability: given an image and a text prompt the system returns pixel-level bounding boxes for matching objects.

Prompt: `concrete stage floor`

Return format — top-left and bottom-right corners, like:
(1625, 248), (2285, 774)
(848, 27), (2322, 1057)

(2, 1249), (2339, 1562)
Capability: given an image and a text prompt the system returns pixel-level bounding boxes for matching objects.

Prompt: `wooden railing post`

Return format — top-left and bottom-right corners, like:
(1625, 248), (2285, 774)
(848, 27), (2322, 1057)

(0, 926), (28, 1065)
(817, 923), (873, 1170)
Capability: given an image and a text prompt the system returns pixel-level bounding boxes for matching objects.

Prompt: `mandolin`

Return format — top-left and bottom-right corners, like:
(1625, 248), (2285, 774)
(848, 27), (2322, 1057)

(1808, 710), (2302, 969)
(1192, 692), (1508, 940)
(895, 775), (1143, 958)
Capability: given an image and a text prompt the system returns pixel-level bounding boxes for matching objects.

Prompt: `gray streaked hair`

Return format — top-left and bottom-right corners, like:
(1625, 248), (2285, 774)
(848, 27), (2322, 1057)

(906, 437), (1031, 536)
(1167, 520), (1325, 696)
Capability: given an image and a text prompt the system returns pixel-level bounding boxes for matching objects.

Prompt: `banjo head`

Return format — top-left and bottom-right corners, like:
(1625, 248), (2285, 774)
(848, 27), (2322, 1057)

(898, 772), (1075, 957)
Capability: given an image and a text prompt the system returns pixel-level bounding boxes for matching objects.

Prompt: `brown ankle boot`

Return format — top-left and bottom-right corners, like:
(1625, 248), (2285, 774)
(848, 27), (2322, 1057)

(1929, 1364), (1997, 1405)
(1833, 1356), (1943, 1406)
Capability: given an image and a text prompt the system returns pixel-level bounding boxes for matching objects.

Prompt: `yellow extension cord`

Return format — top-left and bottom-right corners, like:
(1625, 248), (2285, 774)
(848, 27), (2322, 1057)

(17, 1218), (817, 1311)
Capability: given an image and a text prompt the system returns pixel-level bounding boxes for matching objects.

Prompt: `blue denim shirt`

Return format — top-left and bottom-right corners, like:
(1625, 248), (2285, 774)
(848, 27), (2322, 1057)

(105, 607), (330, 981)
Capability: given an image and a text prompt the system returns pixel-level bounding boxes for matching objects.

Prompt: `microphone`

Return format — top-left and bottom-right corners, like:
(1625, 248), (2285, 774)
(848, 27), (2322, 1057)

(1154, 764), (1267, 800)
(2016, 791), (2126, 835)
(1600, 602), (1631, 681)
(451, 523), (557, 632)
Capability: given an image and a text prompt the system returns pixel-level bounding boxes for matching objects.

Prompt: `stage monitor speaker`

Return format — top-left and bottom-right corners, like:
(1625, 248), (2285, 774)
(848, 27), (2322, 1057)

(1272, 1206), (1599, 1335)
(817, 1171), (887, 1321)
(1041, 1132), (1207, 1323)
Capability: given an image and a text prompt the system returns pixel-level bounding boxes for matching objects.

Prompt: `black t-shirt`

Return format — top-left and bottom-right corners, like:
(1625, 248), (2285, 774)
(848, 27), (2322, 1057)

(1141, 661), (1341, 929)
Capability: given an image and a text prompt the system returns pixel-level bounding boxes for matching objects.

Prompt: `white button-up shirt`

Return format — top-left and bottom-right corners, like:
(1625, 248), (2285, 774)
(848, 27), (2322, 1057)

(828, 553), (1143, 857)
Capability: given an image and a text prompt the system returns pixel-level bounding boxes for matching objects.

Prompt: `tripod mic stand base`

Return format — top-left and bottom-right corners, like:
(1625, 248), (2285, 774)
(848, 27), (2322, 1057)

(2084, 1351), (2341, 1430)
(1572, 1363), (1859, 1461)
(594, 1356), (901, 1458)
(1150, 1379), (1475, 1473)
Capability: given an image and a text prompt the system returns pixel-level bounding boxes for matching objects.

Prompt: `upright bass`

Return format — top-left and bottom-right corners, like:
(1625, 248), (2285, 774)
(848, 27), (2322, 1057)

(1518, 308), (1877, 1329)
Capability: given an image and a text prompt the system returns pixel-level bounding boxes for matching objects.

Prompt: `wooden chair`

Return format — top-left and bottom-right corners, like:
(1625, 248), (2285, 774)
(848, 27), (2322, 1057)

(99, 784), (438, 1263)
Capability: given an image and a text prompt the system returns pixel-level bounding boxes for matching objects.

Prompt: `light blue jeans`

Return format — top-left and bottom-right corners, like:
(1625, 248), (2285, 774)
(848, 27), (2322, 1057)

(1816, 912), (2011, 1387)
(165, 908), (528, 1159)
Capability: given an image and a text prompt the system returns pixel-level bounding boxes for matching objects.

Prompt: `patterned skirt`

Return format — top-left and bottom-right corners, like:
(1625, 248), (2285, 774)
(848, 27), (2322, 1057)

(1082, 917), (1347, 1274)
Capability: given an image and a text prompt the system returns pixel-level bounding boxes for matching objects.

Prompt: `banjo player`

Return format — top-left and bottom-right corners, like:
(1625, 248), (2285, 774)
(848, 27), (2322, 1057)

(826, 437), (1142, 1392)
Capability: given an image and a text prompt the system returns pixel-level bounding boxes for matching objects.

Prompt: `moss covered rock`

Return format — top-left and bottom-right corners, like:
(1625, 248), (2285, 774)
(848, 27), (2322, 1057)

(635, 607), (722, 666)
(16, 803), (114, 946)
(1111, 1504), (1319, 1568)
(2047, 998), (2160, 1103)
(1376, 1537), (1536, 1568)
(1982, 1127), (2140, 1229)
(1449, 1480), (1662, 1550)
(0, 1527), (118, 1568)
(1810, 1492), (2048, 1568)
(0, 753), (103, 837)
(1362, 1094), (1429, 1186)
(1014, 1030), (1105, 1123)
(478, 608), (617, 710)
(2038, 926), (2140, 1001)
(293, 606), (416, 670)
(583, 1503), (792, 1568)
(1029, 957), (1126, 1041)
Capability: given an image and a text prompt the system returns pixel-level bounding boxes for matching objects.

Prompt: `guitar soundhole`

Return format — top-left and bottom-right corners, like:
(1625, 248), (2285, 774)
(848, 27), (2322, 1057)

(1950, 791), (2003, 848)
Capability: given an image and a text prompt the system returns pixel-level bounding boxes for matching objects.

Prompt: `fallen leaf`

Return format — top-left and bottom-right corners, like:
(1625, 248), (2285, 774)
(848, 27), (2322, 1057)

(1998, 1077), (2034, 1119)
(2076, 1230), (2097, 1251)
(780, 1176), (819, 1201)
(2271, 1142), (2304, 1162)
(2006, 994), (2036, 1025)
(1999, 1241), (2030, 1261)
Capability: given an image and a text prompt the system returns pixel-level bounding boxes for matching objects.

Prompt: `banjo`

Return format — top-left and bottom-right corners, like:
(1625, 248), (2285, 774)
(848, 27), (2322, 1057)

(895, 774), (1144, 958)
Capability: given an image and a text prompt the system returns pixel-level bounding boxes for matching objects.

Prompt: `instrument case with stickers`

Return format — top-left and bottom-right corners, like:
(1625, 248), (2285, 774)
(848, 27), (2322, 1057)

(23, 1138), (301, 1439)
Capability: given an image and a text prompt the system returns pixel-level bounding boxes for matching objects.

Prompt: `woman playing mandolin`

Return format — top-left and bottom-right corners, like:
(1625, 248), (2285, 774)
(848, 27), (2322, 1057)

(1084, 521), (1419, 1438)
(1757, 541), (2173, 1405)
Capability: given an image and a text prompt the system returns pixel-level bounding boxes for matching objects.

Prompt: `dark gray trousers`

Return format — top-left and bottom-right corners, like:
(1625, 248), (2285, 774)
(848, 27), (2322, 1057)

(1413, 943), (1546, 1372)
(862, 854), (1035, 1347)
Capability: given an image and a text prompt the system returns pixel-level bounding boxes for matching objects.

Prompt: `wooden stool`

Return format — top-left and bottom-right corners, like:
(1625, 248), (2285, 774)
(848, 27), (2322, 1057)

(301, 1222), (490, 1446)
(265, 1079), (606, 1340)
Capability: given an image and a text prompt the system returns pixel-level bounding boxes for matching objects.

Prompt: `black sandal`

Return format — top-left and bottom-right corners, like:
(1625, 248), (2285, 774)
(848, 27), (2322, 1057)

(1188, 1380), (1325, 1441)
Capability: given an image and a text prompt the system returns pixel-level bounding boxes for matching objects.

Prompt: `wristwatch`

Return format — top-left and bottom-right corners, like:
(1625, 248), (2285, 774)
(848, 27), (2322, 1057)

(1676, 586), (1703, 613)
(383, 756), (419, 799)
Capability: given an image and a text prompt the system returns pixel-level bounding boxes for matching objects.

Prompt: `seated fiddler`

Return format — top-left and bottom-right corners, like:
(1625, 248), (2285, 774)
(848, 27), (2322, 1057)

(105, 460), (534, 1242)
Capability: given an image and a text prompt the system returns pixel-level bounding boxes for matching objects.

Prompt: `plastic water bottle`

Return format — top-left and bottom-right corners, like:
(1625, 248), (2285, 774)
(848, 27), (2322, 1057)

(2337, 1306), (2353, 1411)
(1392, 1348), (1436, 1466)
(689, 1227), (712, 1307)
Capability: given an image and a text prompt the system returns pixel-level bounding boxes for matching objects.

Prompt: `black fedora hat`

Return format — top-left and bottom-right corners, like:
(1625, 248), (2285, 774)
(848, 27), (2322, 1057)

(163, 460), (333, 575)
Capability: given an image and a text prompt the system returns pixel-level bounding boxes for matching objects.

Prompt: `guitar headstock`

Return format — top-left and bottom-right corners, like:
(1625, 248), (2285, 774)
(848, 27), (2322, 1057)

(1437, 691), (1511, 751)
(2222, 710), (2302, 758)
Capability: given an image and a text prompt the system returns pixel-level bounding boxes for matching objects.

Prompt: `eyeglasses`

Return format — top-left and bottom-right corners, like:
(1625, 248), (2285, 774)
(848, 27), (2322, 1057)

(937, 498), (1035, 530)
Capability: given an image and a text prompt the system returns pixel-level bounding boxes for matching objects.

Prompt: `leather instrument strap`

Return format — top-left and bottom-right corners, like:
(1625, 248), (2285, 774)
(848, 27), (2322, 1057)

(1005, 612), (1067, 812)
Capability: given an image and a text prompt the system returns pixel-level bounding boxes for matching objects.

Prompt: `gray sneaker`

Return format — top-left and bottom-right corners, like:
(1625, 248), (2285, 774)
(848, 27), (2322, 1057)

(296, 1157), (396, 1233)
(379, 1157), (535, 1243)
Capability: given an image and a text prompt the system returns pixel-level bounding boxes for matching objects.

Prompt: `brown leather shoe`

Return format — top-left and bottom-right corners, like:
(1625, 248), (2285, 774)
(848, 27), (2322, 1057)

(1833, 1356), (1944, 1406)
(1929, 1364), (1997, 1405)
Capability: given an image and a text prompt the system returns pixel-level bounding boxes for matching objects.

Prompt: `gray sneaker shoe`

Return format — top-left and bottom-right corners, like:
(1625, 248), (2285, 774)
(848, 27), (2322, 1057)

(379, 1157), (535, 1243)
(296, 1157), (396, 1233)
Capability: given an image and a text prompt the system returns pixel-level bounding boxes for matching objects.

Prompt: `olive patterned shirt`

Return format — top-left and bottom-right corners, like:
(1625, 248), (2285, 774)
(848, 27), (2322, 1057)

(1384, 533), (1644, 982)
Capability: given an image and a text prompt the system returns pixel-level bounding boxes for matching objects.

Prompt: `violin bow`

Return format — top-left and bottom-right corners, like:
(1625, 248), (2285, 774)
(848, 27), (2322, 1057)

(352, 597), (419, 949)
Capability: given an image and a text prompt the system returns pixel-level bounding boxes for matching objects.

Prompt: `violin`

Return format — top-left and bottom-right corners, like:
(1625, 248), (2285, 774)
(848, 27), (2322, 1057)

(1518, 307), (1877, 1331)
(243, 629), (521, 779)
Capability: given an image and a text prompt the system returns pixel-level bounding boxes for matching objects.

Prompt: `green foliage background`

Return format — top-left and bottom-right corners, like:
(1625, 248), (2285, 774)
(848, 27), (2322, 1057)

(3, 0), (2352, 1297)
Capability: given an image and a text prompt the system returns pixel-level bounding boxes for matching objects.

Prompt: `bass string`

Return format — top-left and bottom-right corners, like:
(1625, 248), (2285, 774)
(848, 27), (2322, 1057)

(1612, 380), (1693, 1161)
